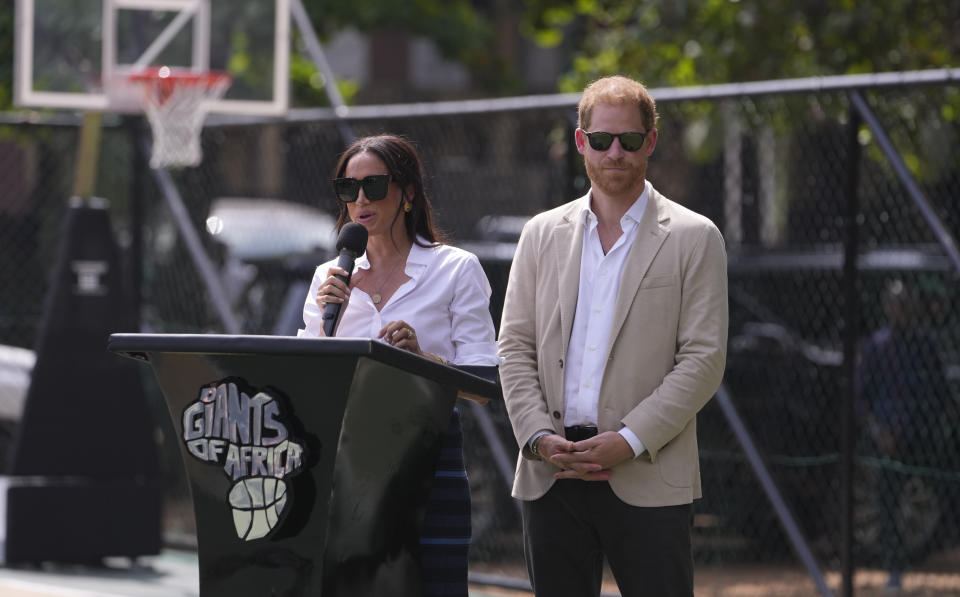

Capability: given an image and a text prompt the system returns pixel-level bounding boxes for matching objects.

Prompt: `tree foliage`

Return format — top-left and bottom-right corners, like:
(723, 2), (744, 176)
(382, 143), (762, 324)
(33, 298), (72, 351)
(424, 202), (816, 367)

(0, 1), (511, 111)
(0, 6), (12, 109)
(301, 0), (514, 99)
(1, 1), (957, 111)
(521, 0), (960, 91)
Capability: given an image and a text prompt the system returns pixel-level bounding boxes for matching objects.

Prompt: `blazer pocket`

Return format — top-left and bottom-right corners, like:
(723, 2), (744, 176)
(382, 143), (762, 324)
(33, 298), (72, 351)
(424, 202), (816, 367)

(657, 438), (694, 488)
(639, 275), (678, 290)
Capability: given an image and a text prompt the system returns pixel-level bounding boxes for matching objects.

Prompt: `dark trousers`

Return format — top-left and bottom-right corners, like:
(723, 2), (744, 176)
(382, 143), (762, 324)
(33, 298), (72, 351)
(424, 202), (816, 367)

(522, 480), (693, 597)
(419, 409), (471, 597)
(877, 466), (908, 573)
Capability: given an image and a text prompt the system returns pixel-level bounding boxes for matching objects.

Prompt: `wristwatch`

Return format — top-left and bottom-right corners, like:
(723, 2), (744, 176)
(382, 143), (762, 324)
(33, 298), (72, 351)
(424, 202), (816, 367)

(530, 430), (553, 458)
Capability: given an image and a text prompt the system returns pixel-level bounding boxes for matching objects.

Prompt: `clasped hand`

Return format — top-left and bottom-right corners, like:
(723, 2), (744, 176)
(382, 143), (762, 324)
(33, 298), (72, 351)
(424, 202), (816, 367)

(377, 319), (421, 354)
(539, 431), (633, 481)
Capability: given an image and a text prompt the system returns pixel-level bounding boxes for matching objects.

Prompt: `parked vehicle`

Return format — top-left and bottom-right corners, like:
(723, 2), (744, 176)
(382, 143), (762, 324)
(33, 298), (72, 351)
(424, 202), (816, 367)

(203, 197), (338, 335)
(0, 344), (34, 464)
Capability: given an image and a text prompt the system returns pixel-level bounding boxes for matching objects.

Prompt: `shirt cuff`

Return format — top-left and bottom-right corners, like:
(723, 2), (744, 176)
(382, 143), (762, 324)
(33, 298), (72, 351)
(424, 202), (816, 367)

(298, 320), (324, 338)
(453, 341), (500, 366)
(528, 429), (554, 455)
(618, 427), (646, 458)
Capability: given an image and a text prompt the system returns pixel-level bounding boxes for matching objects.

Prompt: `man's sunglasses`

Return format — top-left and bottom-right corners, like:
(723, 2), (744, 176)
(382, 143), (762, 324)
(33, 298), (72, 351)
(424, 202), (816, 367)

(332, 174), (391, 203)
(581, 130), (648, 152)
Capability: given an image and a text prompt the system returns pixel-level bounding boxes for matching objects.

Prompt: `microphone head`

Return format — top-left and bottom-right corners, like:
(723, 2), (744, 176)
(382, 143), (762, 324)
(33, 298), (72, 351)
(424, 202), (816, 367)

(336, 222), (368, 255)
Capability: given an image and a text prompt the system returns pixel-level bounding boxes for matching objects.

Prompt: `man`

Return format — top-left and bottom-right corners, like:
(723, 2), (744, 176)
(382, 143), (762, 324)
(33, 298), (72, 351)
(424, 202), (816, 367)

(854, 279), (948, 594)
(498, 75), (728, 597)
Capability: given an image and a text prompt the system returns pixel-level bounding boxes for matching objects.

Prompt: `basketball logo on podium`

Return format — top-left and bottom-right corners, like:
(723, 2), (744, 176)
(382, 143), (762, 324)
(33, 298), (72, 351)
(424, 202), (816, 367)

(181, 379), (305, 541)
(228, 475), (289, 541)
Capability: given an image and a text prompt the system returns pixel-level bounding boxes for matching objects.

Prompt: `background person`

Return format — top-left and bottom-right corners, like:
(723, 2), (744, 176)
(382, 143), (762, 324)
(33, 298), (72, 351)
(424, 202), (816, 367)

(298, 134), (498, 597)
(498, 75), (728, 597)
(854, 279), (948, 594)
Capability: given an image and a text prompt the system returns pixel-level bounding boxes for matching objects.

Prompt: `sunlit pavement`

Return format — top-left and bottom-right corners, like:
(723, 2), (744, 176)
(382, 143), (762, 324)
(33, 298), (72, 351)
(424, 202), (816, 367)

(6, 551), (959, 596)
(0, 551), (536, 597)
(0, 551), (199, 597)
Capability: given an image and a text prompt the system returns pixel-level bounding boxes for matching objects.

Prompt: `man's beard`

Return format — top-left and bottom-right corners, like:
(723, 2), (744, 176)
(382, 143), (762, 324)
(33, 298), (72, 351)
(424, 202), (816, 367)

(584, 157), (645, 197)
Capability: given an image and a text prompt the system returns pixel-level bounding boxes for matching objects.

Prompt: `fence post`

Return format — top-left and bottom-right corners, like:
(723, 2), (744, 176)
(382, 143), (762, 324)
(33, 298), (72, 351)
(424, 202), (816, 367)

(840, 93), (863, 597)
(126, 116), (147, 331)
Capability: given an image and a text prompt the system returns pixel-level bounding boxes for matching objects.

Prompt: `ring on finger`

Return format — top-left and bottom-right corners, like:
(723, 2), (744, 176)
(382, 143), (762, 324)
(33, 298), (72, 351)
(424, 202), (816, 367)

(407, 329), (414, 339)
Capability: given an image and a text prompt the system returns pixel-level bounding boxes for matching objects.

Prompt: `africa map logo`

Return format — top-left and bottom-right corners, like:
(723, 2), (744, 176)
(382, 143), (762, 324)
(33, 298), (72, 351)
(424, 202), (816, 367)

(182, 380), (305, 541)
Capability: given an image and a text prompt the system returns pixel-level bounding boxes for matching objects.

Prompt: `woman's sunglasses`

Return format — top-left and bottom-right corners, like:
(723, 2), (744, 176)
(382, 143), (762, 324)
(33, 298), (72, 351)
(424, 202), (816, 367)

(332, 174), (391, 203)
(581, 130), (648, 152)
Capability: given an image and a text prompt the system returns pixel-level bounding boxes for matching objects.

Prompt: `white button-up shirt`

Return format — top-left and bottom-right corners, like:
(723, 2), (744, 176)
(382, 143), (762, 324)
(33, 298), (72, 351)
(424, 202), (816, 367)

(298, 238), (498, 366)
(563, 182), (651, 456)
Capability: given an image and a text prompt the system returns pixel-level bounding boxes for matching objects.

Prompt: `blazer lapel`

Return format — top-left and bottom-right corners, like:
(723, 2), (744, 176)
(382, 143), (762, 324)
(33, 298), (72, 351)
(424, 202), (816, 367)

(606, 191), (669, 358)
(556, 198), (587, 358)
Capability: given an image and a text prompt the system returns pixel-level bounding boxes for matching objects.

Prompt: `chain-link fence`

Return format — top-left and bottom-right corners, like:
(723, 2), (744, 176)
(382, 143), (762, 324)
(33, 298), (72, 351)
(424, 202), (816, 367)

(1, 70), (958, 593)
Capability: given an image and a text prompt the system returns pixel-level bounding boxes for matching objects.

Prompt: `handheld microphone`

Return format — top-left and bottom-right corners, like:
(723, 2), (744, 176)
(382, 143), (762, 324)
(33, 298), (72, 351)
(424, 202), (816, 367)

(323, 222), (368, 337)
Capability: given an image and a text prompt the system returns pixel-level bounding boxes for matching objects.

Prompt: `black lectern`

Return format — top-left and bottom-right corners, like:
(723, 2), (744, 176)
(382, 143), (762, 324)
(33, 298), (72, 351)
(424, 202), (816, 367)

(108, 333), (500, 597)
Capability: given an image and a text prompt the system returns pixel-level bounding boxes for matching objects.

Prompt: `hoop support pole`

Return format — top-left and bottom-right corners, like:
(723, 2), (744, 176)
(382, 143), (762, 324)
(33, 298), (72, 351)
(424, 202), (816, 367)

(72, 111), (103, 199)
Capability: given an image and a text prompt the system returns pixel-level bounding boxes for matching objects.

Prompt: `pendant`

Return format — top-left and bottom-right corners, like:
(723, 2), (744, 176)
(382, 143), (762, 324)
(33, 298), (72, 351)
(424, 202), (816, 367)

(372, 293), (382, 304)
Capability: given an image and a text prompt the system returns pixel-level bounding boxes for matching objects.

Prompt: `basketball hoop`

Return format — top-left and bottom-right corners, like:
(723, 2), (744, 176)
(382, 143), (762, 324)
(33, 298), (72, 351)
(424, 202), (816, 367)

(126, 66), (231, 169)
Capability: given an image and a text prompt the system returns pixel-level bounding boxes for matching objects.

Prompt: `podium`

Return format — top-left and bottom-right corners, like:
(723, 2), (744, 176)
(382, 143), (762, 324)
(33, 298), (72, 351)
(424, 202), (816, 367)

(108, 333), (501, 597)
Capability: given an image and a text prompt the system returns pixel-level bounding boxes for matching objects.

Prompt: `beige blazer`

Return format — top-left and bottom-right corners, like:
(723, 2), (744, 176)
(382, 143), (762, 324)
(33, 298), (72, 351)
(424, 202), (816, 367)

(498, 187), (728, 507)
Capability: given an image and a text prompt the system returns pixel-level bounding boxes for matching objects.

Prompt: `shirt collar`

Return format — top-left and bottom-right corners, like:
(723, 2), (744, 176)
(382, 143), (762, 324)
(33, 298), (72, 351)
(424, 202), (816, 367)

(406, 237), (434, 268)
(624, 181), (651, 225)
(581, 180), (651, 230)
(355, 253), (370, 270)
(355, 235), (433, 275)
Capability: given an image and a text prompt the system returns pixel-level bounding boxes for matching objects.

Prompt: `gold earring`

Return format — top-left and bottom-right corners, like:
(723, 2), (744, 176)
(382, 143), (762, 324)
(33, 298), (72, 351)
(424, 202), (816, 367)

(403, 201), (412, 213)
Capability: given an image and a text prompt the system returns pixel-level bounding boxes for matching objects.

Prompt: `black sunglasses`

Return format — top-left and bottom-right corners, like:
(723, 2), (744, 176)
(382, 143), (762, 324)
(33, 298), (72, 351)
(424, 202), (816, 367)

(332, 174), (391, 203)
(581, 130), (648, 152)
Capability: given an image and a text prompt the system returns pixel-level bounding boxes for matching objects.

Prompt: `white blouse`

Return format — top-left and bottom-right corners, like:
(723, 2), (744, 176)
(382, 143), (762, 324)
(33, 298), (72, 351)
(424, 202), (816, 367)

(298, 238), (498, 366)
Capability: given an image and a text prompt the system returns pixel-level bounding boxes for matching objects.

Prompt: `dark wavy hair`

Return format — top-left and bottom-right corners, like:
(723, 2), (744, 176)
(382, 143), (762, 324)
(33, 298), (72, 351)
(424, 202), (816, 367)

(332, 134), (445, 247)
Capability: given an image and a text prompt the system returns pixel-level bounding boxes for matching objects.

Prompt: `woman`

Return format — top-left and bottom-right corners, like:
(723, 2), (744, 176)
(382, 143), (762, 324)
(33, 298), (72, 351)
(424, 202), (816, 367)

(298, 134), (498, 596)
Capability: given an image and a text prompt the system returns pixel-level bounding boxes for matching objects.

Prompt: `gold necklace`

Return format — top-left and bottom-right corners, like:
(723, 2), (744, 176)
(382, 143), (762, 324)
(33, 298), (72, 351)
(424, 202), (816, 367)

(370, 260), (404, 305)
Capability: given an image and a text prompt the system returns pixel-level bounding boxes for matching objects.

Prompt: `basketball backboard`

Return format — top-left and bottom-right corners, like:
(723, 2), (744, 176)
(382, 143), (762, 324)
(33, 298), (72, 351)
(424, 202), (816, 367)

(14, 0), (290, 116)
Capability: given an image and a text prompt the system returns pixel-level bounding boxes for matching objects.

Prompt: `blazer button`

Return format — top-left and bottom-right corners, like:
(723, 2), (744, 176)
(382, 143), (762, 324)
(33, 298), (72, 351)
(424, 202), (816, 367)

(558, 359), (564, 368)
(552, 411), (561, 419)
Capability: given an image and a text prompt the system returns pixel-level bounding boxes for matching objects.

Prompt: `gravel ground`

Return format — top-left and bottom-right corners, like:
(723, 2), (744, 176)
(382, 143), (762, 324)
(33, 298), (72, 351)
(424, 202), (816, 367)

(0, 548), (957, 597)
(471, 548), (960, 597)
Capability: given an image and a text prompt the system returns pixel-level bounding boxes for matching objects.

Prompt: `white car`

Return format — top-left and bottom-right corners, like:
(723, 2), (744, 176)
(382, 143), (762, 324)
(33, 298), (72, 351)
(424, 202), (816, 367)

(0, 344), (33, 424)
(0, 344), (34, 468)
(202, 198), (339, 335)
(205, 197), (338, 261)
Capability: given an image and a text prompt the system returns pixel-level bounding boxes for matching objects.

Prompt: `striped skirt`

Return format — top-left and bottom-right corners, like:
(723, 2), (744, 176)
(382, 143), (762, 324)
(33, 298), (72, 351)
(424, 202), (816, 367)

(420, 408), (471, 597)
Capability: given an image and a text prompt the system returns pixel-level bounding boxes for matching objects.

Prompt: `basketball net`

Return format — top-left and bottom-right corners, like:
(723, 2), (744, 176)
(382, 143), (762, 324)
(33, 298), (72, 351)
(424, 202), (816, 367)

(128, 67), (231, 169)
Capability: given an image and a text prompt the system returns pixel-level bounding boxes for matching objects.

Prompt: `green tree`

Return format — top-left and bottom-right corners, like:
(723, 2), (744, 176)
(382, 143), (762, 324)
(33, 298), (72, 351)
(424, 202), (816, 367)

(0, 1), (514, 112)
(0, 5), (12, 109)
(298, 0), (517, 104)
(522, 0), (960, 91)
